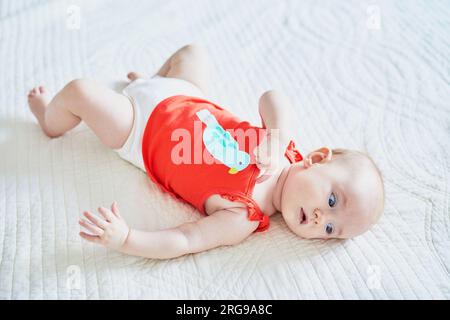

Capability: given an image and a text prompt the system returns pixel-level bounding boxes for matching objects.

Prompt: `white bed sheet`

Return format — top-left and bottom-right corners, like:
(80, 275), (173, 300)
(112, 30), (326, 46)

(0, 0), (449, 299)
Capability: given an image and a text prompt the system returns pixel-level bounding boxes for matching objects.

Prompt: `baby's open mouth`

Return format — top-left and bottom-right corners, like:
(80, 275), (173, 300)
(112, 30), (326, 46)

(299, 207), (308, 224)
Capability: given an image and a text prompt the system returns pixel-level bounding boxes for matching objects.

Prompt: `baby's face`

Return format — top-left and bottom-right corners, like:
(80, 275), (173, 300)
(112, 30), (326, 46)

(280, 149), (383, 239)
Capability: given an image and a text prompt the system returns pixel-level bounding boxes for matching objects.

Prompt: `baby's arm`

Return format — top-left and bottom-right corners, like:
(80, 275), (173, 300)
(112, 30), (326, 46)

(79, 203), (258, 259)
(254, 90), (293, 179)
(258, 89), (292, 138)
(122, 208), (258, 259)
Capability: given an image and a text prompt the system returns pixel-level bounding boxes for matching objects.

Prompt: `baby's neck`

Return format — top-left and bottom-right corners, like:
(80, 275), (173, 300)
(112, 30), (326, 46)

(251, 161), (294, 216)
(271, 164), (292, 213)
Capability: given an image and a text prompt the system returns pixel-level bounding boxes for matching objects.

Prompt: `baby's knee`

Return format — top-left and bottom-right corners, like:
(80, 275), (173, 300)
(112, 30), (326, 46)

(184, 44), (207, 56)
(175, 44), (209, 64)
(62, 78), (97, 100)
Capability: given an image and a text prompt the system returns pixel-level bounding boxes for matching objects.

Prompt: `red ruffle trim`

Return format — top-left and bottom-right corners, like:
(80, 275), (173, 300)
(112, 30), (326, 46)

(220, 194), (270, 232)
(284, 140), (303, 164)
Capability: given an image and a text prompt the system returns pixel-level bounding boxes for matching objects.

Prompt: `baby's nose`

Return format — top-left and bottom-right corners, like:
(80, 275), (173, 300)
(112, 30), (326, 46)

(313, 208), (323, 224)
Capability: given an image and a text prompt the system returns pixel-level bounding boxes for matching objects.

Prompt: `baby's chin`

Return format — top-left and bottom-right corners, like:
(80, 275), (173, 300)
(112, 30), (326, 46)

(283, 219), (318, 239)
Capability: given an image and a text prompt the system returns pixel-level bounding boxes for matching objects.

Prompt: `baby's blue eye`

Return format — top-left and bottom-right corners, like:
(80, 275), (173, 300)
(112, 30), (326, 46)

(328, 192), (337, 207)
(325, 222), (334, 235)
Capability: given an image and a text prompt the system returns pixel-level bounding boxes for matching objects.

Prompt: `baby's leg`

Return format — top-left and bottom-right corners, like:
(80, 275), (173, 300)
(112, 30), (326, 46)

(28, 79), (133, 149)
(128, 44), (210, 95)
(164, 44), (210, 95)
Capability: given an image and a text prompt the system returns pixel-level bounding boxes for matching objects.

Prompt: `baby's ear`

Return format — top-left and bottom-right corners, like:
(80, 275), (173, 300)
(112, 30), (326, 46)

(303, 147), (332, 168)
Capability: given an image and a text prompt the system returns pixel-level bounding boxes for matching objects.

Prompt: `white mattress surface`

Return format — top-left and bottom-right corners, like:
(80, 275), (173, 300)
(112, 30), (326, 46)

(0, 0), (449, 299)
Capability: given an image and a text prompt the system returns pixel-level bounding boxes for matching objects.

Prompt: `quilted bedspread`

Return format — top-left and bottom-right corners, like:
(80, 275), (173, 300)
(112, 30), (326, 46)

(0, 0), (449, 299)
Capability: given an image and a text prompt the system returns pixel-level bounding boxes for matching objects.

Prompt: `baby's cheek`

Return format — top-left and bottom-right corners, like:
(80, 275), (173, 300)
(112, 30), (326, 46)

(298, 174), (324, 200)
(287, 172), (305, 192)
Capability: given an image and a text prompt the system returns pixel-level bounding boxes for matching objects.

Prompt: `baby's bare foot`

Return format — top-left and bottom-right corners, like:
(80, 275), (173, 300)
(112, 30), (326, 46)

(127, 72), (146, 81)
(28, 86), (52, 136)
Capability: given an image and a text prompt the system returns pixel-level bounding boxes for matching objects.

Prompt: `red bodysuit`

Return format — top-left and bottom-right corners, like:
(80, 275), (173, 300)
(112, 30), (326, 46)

(141, 95), (303, 233)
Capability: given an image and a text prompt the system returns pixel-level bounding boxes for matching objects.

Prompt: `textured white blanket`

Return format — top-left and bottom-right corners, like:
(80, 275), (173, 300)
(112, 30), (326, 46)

(0, 0), (449, 299)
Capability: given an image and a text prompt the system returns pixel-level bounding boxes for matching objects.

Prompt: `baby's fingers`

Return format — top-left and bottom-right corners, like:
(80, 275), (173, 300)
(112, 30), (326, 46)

(256, 161), (280, 183)
(256, 158), (271, 169)
(255, 164), (272, 183)
(83, 211), (108, 229)
(79, 232), (101, 244)
(79, 219), (103, 236)
(256, 160), (271, 171)
(256, 173), (271, 183)
(111, 201), (121, 218)
(98, 206), (115, 222)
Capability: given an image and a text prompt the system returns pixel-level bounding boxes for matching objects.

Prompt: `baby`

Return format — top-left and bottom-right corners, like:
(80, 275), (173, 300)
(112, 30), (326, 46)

(27, 44), (385, 259)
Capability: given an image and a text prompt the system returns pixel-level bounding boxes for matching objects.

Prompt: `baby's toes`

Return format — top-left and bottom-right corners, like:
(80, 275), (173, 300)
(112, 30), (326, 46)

(127, 71), (145, 81)
(38, 86), (45, 94)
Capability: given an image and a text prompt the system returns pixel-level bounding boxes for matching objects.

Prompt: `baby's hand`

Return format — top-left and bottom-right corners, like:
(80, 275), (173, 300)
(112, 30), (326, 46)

(253, 131), (285, 183)
(79, 202), (130, 251)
